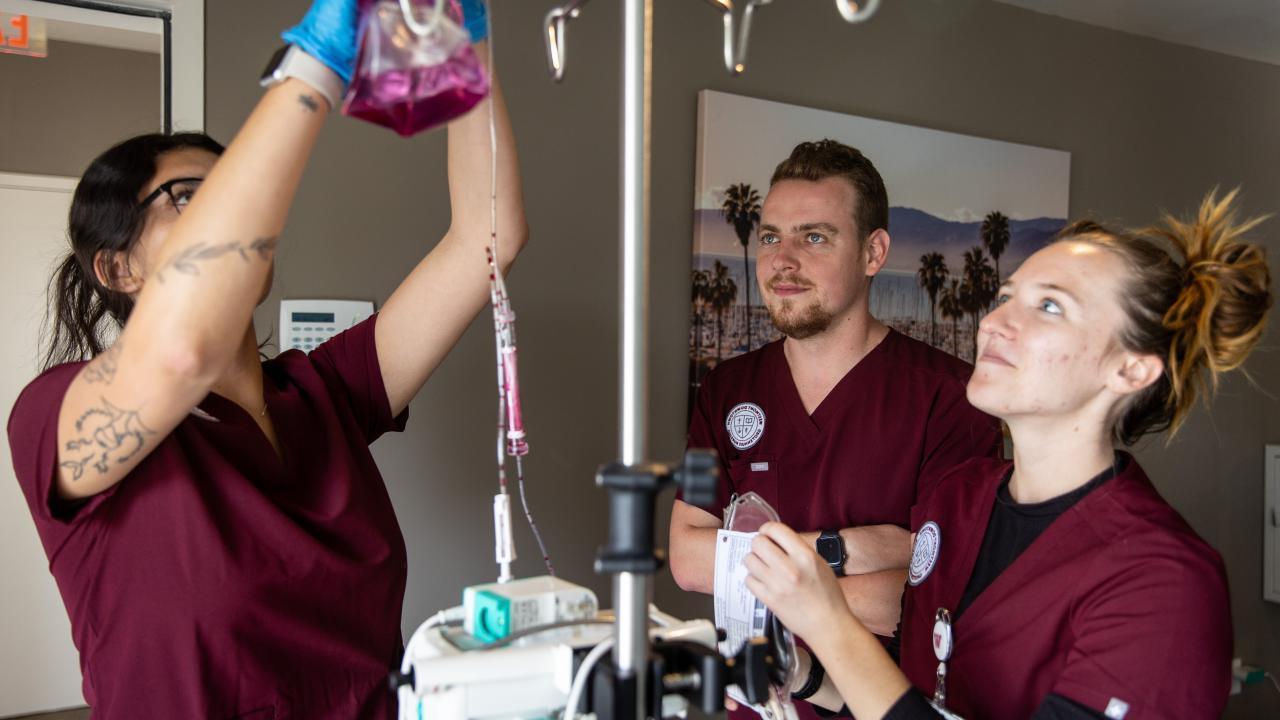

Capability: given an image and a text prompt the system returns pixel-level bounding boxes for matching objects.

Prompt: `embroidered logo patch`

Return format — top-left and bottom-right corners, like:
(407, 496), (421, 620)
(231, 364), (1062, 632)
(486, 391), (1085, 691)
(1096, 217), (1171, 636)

(908, 521), (941, 586)
(725, 402), (766, 450)
(1104, 698), (1129, 719)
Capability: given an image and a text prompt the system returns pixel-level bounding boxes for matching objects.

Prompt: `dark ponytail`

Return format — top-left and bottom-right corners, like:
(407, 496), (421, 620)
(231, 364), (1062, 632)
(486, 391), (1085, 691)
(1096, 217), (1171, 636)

(41, 132), (224, 371)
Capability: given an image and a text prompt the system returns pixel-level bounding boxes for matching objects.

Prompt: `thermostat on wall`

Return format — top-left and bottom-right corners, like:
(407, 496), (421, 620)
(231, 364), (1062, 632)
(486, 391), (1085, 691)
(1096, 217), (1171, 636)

(279, 299), (375, 353)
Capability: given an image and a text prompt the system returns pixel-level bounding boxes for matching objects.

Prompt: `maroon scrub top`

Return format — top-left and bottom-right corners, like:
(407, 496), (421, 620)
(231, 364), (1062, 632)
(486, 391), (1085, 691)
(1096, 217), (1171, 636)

(8, 315), (408, 719)
(685, 332), (999, 720)
(687, 331), (1000, 530)
(901, 455), (1232, 719)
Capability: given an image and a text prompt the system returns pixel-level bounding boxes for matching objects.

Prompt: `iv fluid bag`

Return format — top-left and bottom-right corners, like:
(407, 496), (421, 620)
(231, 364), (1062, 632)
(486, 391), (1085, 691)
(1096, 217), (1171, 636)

(724, 491), (779, 534)
(722, 492), (800, 694)
(343, 0), (490, 137)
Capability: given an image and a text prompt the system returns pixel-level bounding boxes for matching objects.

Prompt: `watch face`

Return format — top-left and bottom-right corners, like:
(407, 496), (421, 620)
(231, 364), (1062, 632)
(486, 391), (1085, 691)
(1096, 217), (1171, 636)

(817, 535), (842, 565)
(261, 45), (292, 83)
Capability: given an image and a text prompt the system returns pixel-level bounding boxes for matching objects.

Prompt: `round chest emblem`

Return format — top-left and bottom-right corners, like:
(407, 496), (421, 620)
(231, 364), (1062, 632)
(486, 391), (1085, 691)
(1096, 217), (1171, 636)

(725, 402), (766, 450)
(908, 521), (941, 586)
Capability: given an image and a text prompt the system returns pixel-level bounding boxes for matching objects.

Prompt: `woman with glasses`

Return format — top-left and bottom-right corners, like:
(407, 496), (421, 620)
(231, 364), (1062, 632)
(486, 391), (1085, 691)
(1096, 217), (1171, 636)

(739, 192), (1271, 719)
(8, 0), (509, 717)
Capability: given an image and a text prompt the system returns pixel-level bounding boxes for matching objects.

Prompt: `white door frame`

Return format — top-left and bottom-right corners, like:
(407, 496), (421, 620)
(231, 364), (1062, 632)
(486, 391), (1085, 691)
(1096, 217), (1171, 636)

(0, 0), (205, 131)
(0, 170), (83, 718)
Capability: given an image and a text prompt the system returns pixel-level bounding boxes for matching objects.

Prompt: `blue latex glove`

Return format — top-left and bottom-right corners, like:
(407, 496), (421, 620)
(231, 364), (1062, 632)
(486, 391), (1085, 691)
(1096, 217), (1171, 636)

(458, 0), (488, 43)
(282, 0), (360, 85)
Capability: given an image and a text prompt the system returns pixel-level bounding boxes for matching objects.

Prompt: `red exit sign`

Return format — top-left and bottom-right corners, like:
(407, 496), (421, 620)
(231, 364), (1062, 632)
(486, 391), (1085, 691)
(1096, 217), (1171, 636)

(0, 13), (48, 58)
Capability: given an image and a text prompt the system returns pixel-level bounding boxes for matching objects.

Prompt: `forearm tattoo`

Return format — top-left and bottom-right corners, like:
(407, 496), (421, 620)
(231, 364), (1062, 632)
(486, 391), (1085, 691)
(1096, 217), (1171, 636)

(155, 236), (278, 283)
(298, 93), (320, 113)
(81, 342), (122, 385)
(61, 397), (155, 482)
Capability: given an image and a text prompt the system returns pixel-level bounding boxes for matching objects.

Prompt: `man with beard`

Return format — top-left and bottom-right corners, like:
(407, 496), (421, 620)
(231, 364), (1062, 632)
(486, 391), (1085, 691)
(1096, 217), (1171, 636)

(670, 140), (1000, 713)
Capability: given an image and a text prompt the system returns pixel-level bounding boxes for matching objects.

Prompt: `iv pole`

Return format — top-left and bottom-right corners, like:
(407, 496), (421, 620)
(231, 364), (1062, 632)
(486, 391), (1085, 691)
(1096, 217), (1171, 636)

(616, 0), (653, 718)
(542, 2), (881, 718)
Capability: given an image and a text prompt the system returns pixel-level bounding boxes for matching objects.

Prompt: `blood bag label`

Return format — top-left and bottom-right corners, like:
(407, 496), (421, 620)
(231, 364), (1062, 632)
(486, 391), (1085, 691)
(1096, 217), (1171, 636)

(713, 529), (766, 657)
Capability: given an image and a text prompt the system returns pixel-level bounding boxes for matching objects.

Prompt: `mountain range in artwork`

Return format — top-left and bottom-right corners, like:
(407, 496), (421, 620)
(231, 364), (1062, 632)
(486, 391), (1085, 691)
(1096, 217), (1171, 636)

(690, 206), (1065, 367)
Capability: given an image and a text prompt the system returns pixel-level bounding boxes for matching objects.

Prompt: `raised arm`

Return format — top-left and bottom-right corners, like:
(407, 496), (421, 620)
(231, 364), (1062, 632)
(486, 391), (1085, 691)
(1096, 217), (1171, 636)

(54, 2), (356, 499)
(376, 36), (529, 416)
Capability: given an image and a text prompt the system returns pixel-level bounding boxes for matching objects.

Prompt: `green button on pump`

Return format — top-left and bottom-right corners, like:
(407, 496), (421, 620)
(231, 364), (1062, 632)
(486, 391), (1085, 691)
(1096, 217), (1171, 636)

(471, 589), (512, 643)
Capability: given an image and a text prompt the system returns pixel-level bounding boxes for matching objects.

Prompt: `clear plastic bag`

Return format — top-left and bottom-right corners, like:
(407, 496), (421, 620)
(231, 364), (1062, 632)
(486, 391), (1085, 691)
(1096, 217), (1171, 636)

(724, 491), (781, 535)
(722, 493), (800, 718)
(343, 0), (490, 137)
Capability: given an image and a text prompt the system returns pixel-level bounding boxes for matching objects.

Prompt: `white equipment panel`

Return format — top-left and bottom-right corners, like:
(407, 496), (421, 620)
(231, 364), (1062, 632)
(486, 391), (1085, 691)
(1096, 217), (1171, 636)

(279, 299), (375, 352)
(1266, 445), (1280, 604)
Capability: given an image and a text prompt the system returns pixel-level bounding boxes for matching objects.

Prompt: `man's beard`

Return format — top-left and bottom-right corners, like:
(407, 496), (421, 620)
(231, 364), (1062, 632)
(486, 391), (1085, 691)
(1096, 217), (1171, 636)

(768, 298), (833, 339)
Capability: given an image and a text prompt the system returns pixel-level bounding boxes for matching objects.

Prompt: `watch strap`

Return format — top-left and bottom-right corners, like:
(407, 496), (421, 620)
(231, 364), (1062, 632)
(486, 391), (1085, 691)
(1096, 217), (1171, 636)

(260, 45), (345, 111)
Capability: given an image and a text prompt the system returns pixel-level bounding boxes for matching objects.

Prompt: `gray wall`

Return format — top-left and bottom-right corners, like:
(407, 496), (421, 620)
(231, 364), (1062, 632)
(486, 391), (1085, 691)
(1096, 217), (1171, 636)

(0, 40), (160, 177)
(204, 0), (1280, 716)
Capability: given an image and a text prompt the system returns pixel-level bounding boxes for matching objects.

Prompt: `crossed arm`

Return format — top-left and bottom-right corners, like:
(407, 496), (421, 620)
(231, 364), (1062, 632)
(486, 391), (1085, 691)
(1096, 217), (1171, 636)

(668, 499), (910, 636)
(743, 522), (912, 719)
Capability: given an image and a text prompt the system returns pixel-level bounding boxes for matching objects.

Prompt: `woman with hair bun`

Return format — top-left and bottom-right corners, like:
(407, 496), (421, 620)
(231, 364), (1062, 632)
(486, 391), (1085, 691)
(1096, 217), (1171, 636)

(740, 190), (1271, 719)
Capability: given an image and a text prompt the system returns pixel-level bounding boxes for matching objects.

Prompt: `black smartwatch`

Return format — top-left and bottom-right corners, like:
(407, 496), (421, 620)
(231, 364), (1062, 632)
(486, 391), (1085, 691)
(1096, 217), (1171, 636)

(816, 529), (846, 576)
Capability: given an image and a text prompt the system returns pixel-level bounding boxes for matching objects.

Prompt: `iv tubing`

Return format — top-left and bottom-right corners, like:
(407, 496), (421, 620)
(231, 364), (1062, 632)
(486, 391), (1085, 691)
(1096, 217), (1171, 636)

(485, 6), (554, 579)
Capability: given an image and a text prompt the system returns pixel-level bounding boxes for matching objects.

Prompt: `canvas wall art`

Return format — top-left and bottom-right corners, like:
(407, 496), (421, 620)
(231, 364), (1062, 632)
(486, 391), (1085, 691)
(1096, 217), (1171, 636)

(690, 91), (1071, 407)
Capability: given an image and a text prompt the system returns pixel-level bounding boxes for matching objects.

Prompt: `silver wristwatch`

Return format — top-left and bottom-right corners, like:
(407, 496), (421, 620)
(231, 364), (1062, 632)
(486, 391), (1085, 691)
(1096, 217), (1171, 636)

(259, 45), (346, 111)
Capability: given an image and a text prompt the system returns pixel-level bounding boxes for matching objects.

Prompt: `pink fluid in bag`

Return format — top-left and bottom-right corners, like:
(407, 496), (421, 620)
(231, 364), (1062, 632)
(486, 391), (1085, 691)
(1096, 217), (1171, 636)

(343, 0), (490, 137)
(344, 59), (487, 136)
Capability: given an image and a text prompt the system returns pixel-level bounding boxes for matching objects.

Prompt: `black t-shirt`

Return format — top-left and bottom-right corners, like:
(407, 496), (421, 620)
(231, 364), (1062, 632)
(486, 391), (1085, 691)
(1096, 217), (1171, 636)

(955, 457), (1125, 619)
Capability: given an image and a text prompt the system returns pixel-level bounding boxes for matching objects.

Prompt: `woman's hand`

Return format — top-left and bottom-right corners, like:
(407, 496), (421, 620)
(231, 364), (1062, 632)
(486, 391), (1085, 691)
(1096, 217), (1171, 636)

(743, 521), (853, 643)
(282, 0), (360, 83)
(744, 522), (914, 719)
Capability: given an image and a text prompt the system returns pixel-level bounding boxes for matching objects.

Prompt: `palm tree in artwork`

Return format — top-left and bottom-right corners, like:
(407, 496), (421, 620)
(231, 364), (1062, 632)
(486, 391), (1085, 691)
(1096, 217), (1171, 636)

(709, 260), (738, 362)
(961, 247), (999, 360)
(721, 183), (762, 352)
(938, 279), (963, 357)
(981, 211), (1011, 283)
(916, 252), (949, 346)
(690, 269), (711, 363)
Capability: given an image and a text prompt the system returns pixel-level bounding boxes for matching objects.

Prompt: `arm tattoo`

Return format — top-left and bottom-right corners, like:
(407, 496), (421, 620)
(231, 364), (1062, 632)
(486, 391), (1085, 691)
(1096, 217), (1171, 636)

(81, 342), (122, 385)
(154, 236), (278, 283)
(61, 397), (155, 482)
(298, 93), (320, 113)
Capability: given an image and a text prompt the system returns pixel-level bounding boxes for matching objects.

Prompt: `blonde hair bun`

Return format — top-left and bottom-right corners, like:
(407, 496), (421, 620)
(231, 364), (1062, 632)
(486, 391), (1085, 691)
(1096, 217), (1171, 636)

(1151, 188), (1272, 409)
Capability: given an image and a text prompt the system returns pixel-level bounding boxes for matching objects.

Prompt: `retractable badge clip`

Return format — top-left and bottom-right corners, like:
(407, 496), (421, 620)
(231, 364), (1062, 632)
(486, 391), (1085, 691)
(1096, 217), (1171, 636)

(931, 608), (966, 719)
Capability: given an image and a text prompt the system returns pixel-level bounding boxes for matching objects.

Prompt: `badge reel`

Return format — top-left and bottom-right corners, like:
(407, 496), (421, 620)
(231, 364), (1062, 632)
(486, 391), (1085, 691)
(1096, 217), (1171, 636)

(721, 492), (800, 720)
(929, 607), (964, 720)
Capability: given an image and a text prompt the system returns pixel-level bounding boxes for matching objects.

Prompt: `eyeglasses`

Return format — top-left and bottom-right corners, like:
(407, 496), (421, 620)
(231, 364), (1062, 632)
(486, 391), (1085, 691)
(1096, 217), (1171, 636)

(139, 177), (203, 214)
